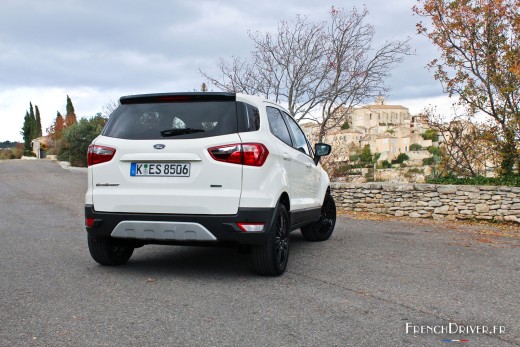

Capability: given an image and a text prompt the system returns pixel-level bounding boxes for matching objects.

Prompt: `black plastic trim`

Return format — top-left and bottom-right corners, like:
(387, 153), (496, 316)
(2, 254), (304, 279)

(289, 207), (321, 231)
(120, 92), (236, 104)
(85, 205), (274, 246)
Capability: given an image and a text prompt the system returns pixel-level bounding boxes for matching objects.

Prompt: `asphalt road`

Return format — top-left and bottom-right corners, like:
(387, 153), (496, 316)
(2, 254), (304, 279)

(0, 160), (519, 347)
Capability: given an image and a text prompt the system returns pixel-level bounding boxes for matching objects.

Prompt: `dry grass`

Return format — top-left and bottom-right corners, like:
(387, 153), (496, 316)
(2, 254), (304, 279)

(338, 210), (520, 240)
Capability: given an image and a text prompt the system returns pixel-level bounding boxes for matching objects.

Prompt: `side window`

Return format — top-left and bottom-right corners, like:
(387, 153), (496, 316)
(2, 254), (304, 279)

(266, 107), (292, 146)
(237, 102), (260, 132)
(282, 112), (311, 156)
(246, 104), (260, 131)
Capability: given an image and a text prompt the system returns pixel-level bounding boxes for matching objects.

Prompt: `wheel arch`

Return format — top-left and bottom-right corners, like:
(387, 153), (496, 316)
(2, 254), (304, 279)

(279, 192), (290, 212)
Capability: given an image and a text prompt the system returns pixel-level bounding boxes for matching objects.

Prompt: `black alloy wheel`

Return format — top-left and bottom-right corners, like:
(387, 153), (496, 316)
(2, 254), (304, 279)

(301, 192), (336, 242)
(252, 204), (290, 276)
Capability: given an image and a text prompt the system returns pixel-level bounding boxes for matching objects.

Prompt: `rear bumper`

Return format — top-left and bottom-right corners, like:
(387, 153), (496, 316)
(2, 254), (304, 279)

(85, 205), (275, 246)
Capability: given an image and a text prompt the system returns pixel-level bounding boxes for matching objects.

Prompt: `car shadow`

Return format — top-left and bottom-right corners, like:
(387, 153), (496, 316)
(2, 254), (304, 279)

(107, 231), (314, 278)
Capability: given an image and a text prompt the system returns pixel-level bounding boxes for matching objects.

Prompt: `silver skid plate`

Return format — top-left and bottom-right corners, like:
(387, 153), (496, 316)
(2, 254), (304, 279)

(111, 221), (217, 241)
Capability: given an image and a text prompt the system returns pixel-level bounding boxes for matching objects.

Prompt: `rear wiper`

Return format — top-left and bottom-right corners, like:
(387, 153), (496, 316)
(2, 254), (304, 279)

(160, 128), (205, 137)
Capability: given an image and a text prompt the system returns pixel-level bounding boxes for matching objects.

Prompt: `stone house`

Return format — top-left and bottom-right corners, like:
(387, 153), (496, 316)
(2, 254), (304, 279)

(31, 136), (50, 159)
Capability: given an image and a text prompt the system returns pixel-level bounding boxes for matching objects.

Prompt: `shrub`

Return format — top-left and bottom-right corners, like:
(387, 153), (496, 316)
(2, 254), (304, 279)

(381, 160), (392, 168)
(333, 165), (350, 176)
(421, 129), (438, 141)
(409, 143), (422, 151)
(426, 175), (520, 187)
(60, 115), (107, 167)
(404, 167), (424, 178)
(422, 157), (435, 166)
(391, 153), (409, 164)
(407, 168), (424, 174)
(427, 146), (442, 156)
(0, 150), (11, 160)
(12, 144), (24, 159)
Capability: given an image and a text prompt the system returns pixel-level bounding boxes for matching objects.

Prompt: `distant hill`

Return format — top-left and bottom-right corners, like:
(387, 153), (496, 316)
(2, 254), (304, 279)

(0, 141), (20, 149)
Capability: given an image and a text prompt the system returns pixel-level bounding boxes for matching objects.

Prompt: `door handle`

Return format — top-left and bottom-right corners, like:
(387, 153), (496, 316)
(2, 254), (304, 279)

(283, 153), (291, 161)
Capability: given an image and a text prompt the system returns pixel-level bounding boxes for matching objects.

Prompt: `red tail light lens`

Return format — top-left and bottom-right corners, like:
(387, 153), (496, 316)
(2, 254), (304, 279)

(208, 143), (268, 166)
(85, 218), (95, 227)
(87, 145), (116, 166)
(236, 222), (265, 232)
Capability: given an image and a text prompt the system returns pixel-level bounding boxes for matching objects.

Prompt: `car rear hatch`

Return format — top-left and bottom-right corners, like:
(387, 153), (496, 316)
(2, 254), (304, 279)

(90, 93), (244, 215)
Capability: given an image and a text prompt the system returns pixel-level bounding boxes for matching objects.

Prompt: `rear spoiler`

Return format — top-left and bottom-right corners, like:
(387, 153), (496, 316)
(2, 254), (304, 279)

(120, 92), (236, 104)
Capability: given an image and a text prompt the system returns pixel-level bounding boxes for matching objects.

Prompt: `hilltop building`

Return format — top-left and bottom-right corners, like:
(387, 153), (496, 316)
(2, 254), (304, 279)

(301, 97), (434, 162)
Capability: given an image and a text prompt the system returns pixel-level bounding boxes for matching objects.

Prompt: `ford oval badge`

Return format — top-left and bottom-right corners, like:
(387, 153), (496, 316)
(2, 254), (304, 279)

(153, 144), (166, 150)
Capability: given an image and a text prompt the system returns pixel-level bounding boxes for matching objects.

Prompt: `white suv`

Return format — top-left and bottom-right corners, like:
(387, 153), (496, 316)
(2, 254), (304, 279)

(85, 92), (336, 276)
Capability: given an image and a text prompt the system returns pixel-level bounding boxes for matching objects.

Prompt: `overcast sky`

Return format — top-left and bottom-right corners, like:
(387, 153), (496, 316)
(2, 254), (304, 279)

(0, 0), (454, 141)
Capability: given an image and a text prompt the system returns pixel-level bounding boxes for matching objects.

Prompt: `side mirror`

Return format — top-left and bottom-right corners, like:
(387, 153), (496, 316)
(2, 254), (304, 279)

(314, 143), (332, 164)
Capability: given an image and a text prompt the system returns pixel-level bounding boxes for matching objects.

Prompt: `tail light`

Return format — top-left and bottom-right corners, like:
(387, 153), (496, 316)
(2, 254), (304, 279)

(208, 143), (268, 166)
(85, 218), (95, 227)
(236, 222), (265, 232)
(87, 145), (116, 166)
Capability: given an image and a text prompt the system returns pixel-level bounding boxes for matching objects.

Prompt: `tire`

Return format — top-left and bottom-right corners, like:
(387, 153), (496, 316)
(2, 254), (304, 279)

(301, 192), (336, 242)
(88, 236), (134, 266)
(252, 204), (290, 276)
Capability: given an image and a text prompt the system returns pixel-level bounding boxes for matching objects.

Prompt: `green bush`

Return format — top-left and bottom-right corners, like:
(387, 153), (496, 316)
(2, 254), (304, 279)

(427, 146), (442, 156)
(381, 160), (392, 168)
(409, 143), (422, 151)
(426, 175), (520, 187)
(61, 115), (107, 167)
(391, 153), (409, 164)
(421, 129), (438, 141)
(422, 157), (435, 166)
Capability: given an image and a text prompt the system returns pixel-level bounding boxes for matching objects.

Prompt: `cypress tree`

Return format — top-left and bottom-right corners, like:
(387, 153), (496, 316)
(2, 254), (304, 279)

(65, 95), (77, 127)
(53, 111), (65, 140)
(35, 105), (42, 138)
(29, 103), (37, 140)
(21, 110), (32, 154)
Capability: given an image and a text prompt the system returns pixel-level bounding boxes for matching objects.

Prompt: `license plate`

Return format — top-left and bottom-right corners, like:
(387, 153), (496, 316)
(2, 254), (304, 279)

(130, 163), (190, 177)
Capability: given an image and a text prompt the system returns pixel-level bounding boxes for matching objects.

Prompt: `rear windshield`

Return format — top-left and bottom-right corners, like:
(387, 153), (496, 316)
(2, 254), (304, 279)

(103, 101), (238, 140)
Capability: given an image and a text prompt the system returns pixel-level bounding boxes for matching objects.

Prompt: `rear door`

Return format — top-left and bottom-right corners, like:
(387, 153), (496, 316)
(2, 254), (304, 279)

(280, 112), (321, 208)
(266, 107), (309, 211)
(91, 96), (243, 215)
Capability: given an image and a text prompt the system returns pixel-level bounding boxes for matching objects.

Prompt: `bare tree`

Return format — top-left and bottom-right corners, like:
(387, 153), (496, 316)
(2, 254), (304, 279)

(201, 6), (410, 141)
(102, 99), (119, 118)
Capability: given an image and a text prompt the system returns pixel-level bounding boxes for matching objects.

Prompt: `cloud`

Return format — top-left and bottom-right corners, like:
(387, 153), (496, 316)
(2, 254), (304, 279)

(0, 0), (448, 140)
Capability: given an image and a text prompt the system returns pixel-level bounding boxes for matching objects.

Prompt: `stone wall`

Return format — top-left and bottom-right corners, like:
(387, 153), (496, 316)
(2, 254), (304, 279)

(331, 182), (520, 223)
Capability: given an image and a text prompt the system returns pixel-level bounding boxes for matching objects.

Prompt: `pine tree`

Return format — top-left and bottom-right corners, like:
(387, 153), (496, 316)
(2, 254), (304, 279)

(65, 95), (77, 127)
(35, 105), (42, 138)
